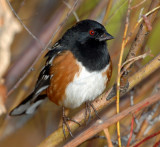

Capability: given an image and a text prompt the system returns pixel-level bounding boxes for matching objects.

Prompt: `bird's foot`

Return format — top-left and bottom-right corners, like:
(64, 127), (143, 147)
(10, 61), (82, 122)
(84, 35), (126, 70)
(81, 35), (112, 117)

(85, 101), (100, 125)
(62, 107), (80, 138)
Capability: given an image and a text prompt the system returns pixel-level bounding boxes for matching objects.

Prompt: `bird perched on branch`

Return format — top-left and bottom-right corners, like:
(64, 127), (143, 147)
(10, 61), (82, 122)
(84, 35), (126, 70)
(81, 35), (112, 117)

(10, 19), (113, 137)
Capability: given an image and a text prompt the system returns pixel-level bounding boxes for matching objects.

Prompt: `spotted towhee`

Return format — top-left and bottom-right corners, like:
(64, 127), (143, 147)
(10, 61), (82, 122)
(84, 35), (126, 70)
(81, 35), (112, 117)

(10, 19), (113, 137)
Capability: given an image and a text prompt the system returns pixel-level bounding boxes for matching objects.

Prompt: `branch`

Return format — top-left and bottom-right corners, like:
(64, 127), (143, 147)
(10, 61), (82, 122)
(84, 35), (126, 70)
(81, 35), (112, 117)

(116, 1), (132, 146)
(128, 53), (160, 91)
(121, 0), (160, 78)
(133, 130), (160, 147)
(64, 92), (160, 147)
(131, 0), (147, 9)
(6, 0), (44, 47)
(127, 116), (134, 147)
(102, 0), (113, 24)
(153, 140), (160, 147)
(125, 5), (160, 47)
(63, 0), (79, 22)
(108, 0), (160, 99)
(103, 128), (113, 147)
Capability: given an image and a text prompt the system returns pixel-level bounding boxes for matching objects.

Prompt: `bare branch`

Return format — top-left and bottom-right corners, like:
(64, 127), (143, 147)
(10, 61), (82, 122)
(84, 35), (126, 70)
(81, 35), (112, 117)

(64, 92), (160, 147)
(116, 1), (132, 146)
(103, 128), (113, 147)
(6, 0), (44, 47)
(63, 0), (79, 22)
(122, 0), (160, 77)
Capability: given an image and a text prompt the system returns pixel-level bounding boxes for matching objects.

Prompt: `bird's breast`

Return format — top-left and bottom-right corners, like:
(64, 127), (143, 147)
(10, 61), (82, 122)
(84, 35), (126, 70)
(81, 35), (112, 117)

(47, 50), (111, 109)
(63, 62), (111, 109)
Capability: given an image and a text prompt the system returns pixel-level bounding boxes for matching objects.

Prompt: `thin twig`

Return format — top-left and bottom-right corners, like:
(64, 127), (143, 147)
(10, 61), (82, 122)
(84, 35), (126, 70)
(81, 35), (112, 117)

(42, 0), (79, 53)
(103, 128), (113, 147)
(102, 0), (113, 24)
(88, 0), (107, 19)
(153, 140), (160, 147)
(127, 116), (134, 147)
(63, 0), (79, 22)
(133, 130), (160, 147)
(121, 52), (150, 68)
(121, 51), (150, 76)
(128, 53), (160, 90)
(6, 0), (44, 47)
(142, 15), (152, 31)
(125, 5), (160, 47)
(131, 0), (147, 9)
(116, 0), (132, 146)
(106, 0), (128, 24)
(119, 1), (160, 94)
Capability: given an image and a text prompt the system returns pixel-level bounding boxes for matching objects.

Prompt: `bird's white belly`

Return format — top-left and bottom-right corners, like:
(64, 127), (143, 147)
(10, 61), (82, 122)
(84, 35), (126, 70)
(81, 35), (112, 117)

(63, 62), (109, 109)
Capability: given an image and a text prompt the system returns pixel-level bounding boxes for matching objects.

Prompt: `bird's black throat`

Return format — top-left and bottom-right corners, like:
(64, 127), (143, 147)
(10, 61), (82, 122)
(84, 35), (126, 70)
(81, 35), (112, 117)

(71, 39), (110, 72)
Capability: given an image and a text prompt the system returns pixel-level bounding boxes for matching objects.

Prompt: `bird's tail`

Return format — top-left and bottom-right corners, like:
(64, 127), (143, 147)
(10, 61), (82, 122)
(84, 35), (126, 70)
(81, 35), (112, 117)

(9, 93), (47, 116)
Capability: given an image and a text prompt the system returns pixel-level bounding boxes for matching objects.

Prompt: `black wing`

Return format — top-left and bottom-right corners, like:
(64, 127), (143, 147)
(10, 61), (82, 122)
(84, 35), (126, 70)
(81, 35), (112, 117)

(9, 43), (65, 116)
(32, 44), (64, 99)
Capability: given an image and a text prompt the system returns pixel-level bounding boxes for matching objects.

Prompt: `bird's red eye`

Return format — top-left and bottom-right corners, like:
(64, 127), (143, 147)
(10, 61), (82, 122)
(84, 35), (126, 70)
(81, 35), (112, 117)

(89, 30), (95, 36)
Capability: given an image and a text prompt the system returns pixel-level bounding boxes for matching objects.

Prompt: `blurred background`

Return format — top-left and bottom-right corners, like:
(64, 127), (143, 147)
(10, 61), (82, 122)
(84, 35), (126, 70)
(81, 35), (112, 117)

(0, 0), (160, 146)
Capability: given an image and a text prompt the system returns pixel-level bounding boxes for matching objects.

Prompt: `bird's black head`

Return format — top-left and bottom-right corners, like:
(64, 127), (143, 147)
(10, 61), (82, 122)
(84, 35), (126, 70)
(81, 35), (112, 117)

(61, 19), (113, 48)
(60, 19), (114, 71)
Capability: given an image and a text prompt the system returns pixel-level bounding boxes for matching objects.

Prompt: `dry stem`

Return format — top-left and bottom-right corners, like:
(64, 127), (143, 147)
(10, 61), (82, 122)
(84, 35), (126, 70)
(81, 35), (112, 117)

(103, 128), (113, 147)
(6, 0), (44, 47)
(102, 0), (113, 24)
(128, 53), (160, 90)
(127, 116), (134, 147)
(116, 1), (132, 146)
(133, 130), (160, 147)
(122, 0), (160, 77)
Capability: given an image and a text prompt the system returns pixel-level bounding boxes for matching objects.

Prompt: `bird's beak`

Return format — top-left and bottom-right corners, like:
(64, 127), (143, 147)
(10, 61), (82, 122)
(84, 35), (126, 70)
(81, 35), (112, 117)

(98, 32), (114, 41)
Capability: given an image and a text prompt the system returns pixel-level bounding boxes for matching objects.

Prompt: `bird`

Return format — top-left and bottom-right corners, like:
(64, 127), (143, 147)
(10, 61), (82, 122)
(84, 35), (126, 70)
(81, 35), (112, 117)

(9, 19), (113, 137)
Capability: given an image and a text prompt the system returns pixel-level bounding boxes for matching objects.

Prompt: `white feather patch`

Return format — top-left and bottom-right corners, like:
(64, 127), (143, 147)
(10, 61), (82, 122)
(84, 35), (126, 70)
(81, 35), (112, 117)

(64, 62), (109, 109)
(26, 100), (44, 114)
(36, 85), (49, 95)
(10, 102), (30, 115)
